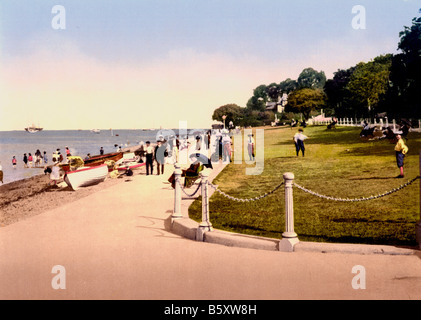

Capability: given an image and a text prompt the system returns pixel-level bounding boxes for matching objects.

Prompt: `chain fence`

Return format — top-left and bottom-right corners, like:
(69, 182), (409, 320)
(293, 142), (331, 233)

(175, 177), (202, 198)
(175, 174), (420, 203)
(293, 176), (420, 202)
(208, 181), (284, 203)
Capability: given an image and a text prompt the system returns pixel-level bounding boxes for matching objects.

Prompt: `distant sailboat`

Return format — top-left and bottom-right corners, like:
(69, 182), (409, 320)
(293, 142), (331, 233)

(91, 129), (100, 134)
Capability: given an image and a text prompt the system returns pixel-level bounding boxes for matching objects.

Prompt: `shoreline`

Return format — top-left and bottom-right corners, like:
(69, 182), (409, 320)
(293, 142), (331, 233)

(0, 166), (147, 228)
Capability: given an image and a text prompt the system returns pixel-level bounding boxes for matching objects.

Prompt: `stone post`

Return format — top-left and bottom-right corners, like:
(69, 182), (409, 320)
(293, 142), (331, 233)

(280, 173), (299, 252)
(196, 170), (213, 241)
(171, 163), (183, 221)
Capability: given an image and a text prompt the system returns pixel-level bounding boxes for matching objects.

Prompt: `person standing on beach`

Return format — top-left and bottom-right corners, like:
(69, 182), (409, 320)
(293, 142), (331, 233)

(12, 156), (17, 169)
(43, 151), (48, 165)
(49, 158), (61, 186)
(145, 141), (154, 175)
(28, 153), (33, 167)
(65, 146), (71, 157)
(100, 147), (104, 155)
(35, 149), (42, 167)
(23, 153), (28, 168)
(394, 133), (408, 178)
(293, 128), (309, 157)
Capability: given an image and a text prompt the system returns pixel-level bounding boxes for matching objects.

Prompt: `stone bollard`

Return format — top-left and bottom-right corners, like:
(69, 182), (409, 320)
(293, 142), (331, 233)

(171, 163), (183, 221)
(279, 172), (299, 252)
(196, 170), (213, 241)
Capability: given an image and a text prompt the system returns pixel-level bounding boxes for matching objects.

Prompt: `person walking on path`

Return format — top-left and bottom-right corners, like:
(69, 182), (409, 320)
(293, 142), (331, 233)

(154, 140), (166, 175)
(293, 128), (309, 157)
(145, 141), (154, 176)
(394, 133), (408, 178)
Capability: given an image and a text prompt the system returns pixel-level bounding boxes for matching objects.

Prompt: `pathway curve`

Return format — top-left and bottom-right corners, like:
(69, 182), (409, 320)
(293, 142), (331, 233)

(0, 164), (421, 300)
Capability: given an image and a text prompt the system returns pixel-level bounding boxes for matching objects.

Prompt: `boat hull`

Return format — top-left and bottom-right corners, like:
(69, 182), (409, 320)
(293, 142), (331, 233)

(61, 152), (123, 172)
(64, 164), (108, 191)
(116, 162), (145, 172)
(25, 127), (43, 133)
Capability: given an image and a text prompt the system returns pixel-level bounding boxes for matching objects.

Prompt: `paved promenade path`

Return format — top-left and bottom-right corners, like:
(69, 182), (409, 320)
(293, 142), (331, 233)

(1, 164), (421, 300)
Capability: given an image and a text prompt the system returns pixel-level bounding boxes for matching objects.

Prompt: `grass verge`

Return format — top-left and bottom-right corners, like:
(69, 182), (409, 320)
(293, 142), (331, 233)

(189, 126), (421, 247)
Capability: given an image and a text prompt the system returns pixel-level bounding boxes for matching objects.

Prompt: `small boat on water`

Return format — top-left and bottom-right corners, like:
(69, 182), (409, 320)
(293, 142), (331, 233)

(25, 124), (43, 133)
(91, 129), (100, 133)
(64, 164), (108, 191)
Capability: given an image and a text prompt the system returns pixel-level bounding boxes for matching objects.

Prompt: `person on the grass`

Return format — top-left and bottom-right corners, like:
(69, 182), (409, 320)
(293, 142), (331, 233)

(394, 133), (408, 178)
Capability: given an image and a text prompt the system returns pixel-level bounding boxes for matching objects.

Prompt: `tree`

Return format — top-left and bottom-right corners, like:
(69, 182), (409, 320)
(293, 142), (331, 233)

(266, 83), (281, 102)
(285, 88), (326, 120)
(297, 68), (326, 89)
(212, 104), (244, 126)
(279, 78), (298, 94)
(252, 84), (269, 102)
(324, 67), (356, 117)
(387, 14), (421, 118)
(346, 54), (392, 117)
(246, 96), (266, 112)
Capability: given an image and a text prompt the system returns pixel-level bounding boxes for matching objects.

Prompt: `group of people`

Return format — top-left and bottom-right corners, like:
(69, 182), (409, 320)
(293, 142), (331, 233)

(291, 125), (410, 178)
(21, 150), (47, 168)
(12, 146), (72, 169)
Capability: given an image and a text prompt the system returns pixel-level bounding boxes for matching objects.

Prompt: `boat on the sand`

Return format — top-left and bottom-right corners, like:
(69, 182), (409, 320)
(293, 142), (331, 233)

(60, 152), (123, 172)
(114, 152), (145, 172)
(115, 162), (145, 172)
(84, 152), (123, 167)
(64, 164), (108, 191)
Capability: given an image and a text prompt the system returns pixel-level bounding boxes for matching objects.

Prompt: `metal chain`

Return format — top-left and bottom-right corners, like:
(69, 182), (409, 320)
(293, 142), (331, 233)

(293, 176), (420, 202)
(208, 181), (284, 203)
(176, 177), (202, 198)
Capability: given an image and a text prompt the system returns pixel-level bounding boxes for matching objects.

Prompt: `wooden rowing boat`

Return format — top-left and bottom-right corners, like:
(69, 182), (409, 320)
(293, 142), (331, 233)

(64, 164), (108, 191)
(115, 162), (145, 172)
(60, 152), (123, 172)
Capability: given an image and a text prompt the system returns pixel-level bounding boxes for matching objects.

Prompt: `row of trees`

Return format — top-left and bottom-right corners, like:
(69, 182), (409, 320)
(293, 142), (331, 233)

(213, 11), (421, 126)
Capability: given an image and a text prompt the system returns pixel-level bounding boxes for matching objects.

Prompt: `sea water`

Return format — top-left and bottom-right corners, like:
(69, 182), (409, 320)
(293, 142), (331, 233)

(0, 129), (163, 185)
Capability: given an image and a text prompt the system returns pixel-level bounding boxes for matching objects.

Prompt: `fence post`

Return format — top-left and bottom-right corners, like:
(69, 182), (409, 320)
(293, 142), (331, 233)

(416, 151), (421, 249)
(196, 170), (213, 241)
(280, 172), (299, 252)
(172, 163), (183, 221)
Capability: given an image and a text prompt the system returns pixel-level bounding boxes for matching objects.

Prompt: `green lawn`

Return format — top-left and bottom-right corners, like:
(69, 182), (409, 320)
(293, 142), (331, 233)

(189, 125), (421, 246)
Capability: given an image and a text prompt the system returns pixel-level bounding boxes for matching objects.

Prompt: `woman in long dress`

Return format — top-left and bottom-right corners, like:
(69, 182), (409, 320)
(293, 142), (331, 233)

(49, 158), (61, 185)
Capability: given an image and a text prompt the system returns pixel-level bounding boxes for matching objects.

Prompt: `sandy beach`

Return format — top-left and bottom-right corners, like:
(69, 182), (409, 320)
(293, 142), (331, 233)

(0, 167), (146, 227)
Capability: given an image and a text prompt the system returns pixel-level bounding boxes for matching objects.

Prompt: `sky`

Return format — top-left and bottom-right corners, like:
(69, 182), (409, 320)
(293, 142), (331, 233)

(0, 0), (420, 130)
